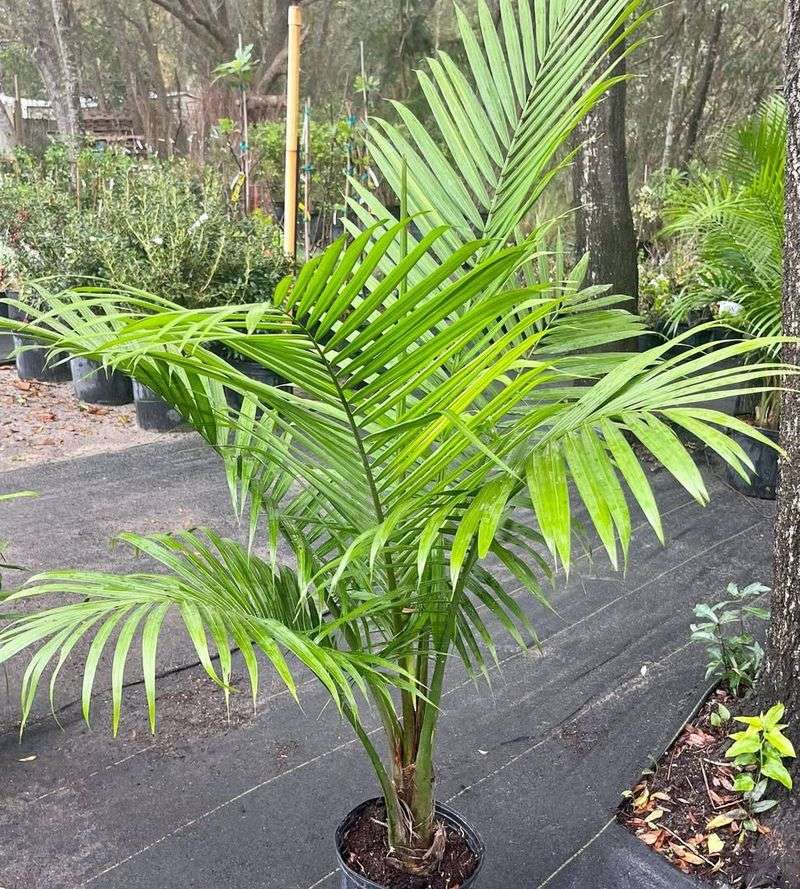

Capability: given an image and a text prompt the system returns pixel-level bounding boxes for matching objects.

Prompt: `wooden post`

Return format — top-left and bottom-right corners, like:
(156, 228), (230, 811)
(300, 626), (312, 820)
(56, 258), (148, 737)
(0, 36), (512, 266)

(283, 4), (302, 258)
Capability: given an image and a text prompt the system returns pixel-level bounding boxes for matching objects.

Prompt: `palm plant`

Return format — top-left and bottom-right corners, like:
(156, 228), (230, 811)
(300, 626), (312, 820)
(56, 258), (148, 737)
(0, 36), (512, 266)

(0, 2), (792, 882)
(0, 228), (789, 875)
(660, 97), (786, 427)
(345, 0), (650, 279)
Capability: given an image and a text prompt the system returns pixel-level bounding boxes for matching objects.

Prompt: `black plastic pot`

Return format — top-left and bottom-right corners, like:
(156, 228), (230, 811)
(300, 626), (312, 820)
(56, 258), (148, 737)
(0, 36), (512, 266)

(7, 299), (71, 383)
(725, 426), (779, 500)
(0, 298), (14, 363)
(225, 358), (286, 411)
(132, 382), (185, 432)
(335, 798), (485, 889)
(71, 357), (133, 406)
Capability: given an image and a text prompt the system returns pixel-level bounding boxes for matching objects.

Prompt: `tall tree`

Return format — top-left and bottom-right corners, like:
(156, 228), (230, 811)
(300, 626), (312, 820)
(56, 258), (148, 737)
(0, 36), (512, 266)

(681, 2), (726, 164)
(752, 13), (800, 874)
(572, 34), (639, 317)
(763, 0), (800, 739)
(23, 0), (83, 144)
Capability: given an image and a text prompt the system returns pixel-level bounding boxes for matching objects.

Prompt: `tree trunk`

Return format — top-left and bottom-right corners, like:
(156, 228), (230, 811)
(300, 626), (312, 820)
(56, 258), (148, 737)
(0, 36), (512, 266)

(27, 0), (83, 150)
(681, 4), (725, 165)
(0, 101), (17, 154)
(748, 7), (800, 885)
(572, 35), (638, 320)
(763, 0), (800, 743)
(661, 0), (688, 170)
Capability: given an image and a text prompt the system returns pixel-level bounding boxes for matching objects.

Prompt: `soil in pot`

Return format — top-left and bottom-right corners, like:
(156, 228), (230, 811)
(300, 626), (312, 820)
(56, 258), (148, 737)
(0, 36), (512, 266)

(337, 800), (481, 889)
(725, 425), (779, 500)
(71, 357), (133, 406)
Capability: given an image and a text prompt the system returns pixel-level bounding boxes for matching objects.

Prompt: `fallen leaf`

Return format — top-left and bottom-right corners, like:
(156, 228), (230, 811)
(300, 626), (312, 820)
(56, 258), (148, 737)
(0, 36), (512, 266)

(12, 380), (31, 392)
(652, 791), (672, 801)
(640, 829), (664, 846)
(707, 814), (735, 830)
(708, 788), (726, 807)
(18, 755), (36, 762)
(644, 808), (665, 824)
(682, 850), (706, 866)
(633, 788), (650, 810)
(707, 833), (725, 855)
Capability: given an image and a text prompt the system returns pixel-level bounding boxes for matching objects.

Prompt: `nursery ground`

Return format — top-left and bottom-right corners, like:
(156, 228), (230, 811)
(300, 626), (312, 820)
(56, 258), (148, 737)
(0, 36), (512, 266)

(0, 362), (186, 471)
(0, 441), (776, 888)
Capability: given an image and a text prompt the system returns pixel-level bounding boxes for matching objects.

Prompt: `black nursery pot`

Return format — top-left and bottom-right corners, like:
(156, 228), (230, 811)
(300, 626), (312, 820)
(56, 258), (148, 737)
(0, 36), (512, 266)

(71, 357), (133, 406)
(0, 298), (14, 363)
(335, 798), (485, 889)
(132, 382), (185, 432)
(725, 426), (779, 500)
(7, 298), (72, 383)
(225, 358), (286, 411)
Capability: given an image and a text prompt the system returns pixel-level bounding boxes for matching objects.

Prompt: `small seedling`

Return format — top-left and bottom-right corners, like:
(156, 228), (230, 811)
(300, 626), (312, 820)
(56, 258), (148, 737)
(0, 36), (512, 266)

(710, 702), (732, 727)
(690, 582), (770, 694)
(726, 703), (796, 793)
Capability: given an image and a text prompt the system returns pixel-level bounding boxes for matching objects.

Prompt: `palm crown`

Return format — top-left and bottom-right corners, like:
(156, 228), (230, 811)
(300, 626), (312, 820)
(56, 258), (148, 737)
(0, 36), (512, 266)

(0, 0), (792, 878)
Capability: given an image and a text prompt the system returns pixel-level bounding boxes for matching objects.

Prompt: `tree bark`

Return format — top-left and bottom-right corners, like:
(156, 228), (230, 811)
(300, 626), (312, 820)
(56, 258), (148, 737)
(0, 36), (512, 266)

(26, 0), (83, 148)
(763, 0), (800, 742)
(743, 9), (800, 885)
(681, 4), (725, 165)
(661, 0), (688, 170)
(572, 34), (639, 320)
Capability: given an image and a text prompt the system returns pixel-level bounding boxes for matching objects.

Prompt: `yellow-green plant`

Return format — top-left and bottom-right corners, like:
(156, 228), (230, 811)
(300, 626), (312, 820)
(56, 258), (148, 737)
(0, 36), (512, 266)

(727, 703), (797, 791)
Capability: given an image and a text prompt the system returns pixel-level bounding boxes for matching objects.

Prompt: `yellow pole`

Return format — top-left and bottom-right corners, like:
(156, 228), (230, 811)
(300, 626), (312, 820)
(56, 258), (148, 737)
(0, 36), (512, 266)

(283, 4), (302, 258)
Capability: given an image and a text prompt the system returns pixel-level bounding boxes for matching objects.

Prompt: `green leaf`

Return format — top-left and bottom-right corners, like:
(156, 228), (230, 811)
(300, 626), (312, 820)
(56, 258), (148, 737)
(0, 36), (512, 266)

(761, 756), (793, 790)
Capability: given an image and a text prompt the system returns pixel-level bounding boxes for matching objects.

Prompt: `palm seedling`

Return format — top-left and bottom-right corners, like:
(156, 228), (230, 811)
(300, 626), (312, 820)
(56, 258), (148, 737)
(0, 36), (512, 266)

(0, 0), (793, 882)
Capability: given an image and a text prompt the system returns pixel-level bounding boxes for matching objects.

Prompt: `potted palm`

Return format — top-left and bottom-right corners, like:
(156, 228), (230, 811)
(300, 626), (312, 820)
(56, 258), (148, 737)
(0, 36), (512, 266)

(0, 228), (790, 887)
(658, 97), (786, 497)
(0, 3), (792, 885)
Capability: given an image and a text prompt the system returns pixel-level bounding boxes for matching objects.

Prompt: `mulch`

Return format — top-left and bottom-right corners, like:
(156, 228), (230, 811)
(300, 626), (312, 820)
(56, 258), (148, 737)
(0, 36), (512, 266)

(618, 689), (769, 887)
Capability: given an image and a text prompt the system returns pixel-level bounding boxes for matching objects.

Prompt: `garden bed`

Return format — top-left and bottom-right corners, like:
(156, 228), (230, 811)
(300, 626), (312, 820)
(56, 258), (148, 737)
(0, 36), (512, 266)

(0, 363), (185, 471)
(619, 690), (773, 887)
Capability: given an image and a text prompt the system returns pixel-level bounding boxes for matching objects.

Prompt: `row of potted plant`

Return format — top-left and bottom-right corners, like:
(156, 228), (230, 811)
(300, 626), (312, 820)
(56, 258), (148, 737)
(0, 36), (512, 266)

(635, 96), (786, 498)
(0, 158), (293, 430)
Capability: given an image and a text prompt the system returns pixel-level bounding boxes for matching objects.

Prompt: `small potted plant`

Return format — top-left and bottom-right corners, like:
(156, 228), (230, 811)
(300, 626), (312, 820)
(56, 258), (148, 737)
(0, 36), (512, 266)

(0, 243), (17, 363)
(0, 179), (73, 382)
(0, 227), (788, 887)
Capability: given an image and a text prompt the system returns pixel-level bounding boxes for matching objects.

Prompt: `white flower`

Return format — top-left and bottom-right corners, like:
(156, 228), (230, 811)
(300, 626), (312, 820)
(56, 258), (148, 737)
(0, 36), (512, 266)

(152, 236), (164, 246)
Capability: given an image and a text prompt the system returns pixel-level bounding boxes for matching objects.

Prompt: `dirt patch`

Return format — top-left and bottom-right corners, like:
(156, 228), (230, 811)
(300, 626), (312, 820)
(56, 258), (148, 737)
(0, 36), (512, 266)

(0, 363), (185, 471)
(339, 799), (480, 889)
(619, 690), (769, 887)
